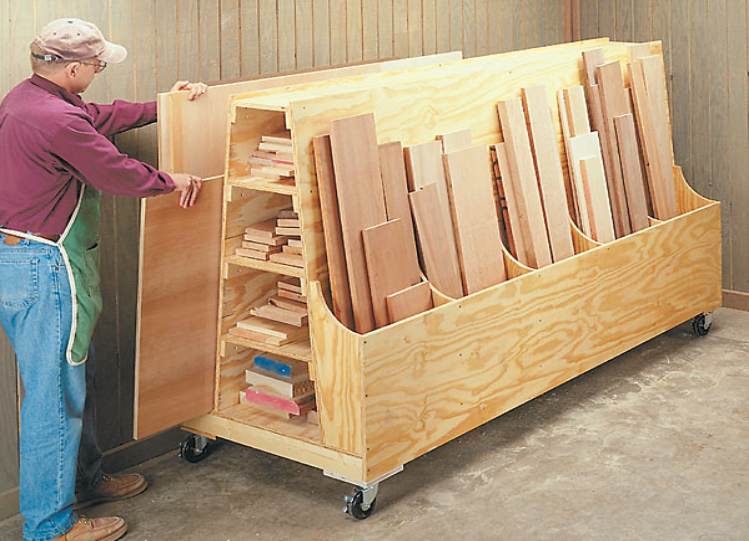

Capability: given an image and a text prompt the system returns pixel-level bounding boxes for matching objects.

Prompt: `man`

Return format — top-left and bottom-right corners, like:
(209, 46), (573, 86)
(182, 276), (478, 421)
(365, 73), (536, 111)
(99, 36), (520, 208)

(0, 18), (207, 541)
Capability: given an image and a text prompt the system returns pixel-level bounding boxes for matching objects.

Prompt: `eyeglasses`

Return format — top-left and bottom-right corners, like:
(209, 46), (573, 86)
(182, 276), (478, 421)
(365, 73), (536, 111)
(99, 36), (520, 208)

(80, 61), (107, 73)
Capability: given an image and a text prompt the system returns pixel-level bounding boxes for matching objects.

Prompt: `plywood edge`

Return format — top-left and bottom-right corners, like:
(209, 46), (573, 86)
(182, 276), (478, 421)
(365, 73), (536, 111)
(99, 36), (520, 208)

(673, 165), (717, 214)
(502, 244), (534, 279)
(570, 216), (603, 254)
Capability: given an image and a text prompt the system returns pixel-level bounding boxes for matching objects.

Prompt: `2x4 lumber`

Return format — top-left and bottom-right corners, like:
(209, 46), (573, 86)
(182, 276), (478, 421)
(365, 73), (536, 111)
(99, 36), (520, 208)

(377, 142), (419, 270)
(497, 98), (552, 269)
(436, 129), (472, 153)
(329, 113), (387, 333)
(521, 86), (575, 263)
(362, 219), (422, 328)
(386, 281), (433, 324)
(569, 132), (615, 243)
(596, 61), (633, 238)
(409, 184), (464, 298)
(491, 143), (526, 262)
(614, 114), (650, 232)
(443, 145), (507, 294)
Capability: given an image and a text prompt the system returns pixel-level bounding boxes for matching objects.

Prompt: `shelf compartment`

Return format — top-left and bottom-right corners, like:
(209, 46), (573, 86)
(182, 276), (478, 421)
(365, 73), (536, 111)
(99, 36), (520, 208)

(229, 176), (297, 196)
(225, 254), (305, 279)
(222, 333), (312, 362)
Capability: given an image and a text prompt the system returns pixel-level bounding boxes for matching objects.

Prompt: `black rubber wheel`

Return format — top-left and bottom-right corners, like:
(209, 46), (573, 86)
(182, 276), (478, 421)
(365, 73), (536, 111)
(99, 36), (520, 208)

(692, 314), (711, 336)
(346, 489), (376, 520)
(179, 434), (210, 463)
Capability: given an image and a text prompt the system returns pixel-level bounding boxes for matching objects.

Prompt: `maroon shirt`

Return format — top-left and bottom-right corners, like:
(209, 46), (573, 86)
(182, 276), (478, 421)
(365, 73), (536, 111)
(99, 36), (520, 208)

(0, 74), (175, 236)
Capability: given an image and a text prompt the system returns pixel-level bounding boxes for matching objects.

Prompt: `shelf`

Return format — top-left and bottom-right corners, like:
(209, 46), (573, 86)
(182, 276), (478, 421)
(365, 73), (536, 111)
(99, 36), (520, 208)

(222, 333), (313, 362)
(218, 403), (321, 444)
(225, 254), (305, 278)
(229, 176), (297, 196)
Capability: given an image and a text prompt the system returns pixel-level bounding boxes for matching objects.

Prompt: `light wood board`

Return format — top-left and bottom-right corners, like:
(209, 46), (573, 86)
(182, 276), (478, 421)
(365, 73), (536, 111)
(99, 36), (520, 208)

(564, 86), (591, 137)
(386, 281), (434, 324)
(614, 113), (651, 232)
(404, 140), (454, 232)
(436, 129), (472, 153)
(569, 132), (615, 243)
(492, 143), (527, 262)
(443, 145), (507, 293)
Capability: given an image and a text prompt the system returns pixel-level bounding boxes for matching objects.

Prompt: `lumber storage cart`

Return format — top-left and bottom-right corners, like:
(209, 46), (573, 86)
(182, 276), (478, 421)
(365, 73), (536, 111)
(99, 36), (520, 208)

(133, 39), (722, 519)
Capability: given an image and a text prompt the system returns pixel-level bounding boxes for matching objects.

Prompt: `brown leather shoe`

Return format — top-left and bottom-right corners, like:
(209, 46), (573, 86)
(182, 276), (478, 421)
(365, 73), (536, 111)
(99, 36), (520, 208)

(75, 473), (148, 511)
(51, 516), (127, 541)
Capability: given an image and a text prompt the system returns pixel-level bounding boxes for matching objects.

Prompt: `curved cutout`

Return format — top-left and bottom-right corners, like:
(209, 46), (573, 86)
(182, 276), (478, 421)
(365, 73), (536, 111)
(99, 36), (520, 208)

(501, 243), (534, 278)
(569, 217), (602, 254)
(308, 280), (361, 339)
(648, 216), (663, 227)
(673, 165), (716, 215)
(430, 284), (456, 307)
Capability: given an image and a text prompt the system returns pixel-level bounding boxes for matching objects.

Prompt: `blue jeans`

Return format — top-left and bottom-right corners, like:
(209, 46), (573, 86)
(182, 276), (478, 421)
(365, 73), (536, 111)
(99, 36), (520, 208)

(0, 235), (103, 541)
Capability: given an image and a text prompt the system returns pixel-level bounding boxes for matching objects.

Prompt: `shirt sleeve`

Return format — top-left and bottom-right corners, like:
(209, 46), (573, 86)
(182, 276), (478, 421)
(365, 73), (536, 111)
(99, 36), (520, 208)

(49, 115), (175, 198)
(80, 100), (158, 137)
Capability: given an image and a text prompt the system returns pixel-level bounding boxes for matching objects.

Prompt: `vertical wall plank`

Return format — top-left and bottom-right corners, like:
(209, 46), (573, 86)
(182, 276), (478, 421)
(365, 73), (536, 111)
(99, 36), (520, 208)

(728, 0), (749, 292)
(651, 0), (670, 110)
(134, 0), (157, 167)
(461, 0), (474, 57)
(278, 0), (296, 71)
(330, 0), (347, 63)
(240, 0), (259, 77)
(220, 0), (241, 78)
(177, 0), (199, 81)
(512, 0), (523, 50)
(363, 0), (379, 59)
(436, 0), (450, 52)
(259, 0), (278, 73)
(632, 0), (651, 42)
(379, 0), (394, 57)
(200, 0), (222, 81)
(296, 0), (314, 68)
(670, 0), (690, 183)
(501, 0), (514, 52)
(615, 0), (632, 41)
(580, 0), (599, 39)
(689, 0), (709, 197)
(488, 0), (500, 53)
(450, 0), (462, 53)
(394, 0), (409, 57)
(347, 0), (363, 62)
(9, 0), (37, 90)
(545, 1), (559, 46)
(155, 0), (179, 93)
(522, 0), (537, 49)
(598, 0), (616, 39)
(423, 0), (437, 55)
(408, 0), (423, 56)
(476, 0), (488, 56)
(313, 0), (330, 66)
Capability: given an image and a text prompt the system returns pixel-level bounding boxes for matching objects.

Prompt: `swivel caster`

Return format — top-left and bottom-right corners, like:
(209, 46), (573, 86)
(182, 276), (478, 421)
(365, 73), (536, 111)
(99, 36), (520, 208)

(179, 434), (210, 463)
(342, 484), (378, 520)
(691, 312), (713, 336)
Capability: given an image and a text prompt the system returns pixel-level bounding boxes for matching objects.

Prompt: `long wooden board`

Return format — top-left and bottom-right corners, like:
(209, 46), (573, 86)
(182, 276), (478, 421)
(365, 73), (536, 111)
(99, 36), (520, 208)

(404, 140), (452, 220)
(497, 98), (552, 268)
(614, 113), (650, 232)
(312, 135), (354, 329)
(409, 184), (464, 298)
(569, 133), (615, 243)
(564, 86), (591, 137)
(329, 113), (387, 334)
(443, 145), (507, 294)
(362, 219), (421, 328)
(521, 85), (575, 263)
(436, 129), (472, 153)
(492, 143), (527, 262)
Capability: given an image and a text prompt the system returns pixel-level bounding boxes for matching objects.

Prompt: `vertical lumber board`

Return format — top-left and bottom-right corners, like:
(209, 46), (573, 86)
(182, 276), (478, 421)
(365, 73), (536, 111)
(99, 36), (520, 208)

(437, 129), (472, 153)
(633, 0), (652, 43)
(615, 0), (632, 41)
(522, 0), (538, 50)
(564, 86), (592, 137)
(689, 0), (709, 197)
(329, 114), (387, 334)
(488, 0), (501, 54)
(579, 155), (616, 243)
(500, 0), (514, 53)
(512, 0), (523, 50)
(258, 0), (278, 74)
(313, 0), (331, 66)
(8, 0), (34, 90)
(220, 0), (241, 78)
(598, 0), (616, 39)
(379, 0), (394, 58)
(497, 98), (552, 268)
(707, 0), (729, 287)
(493, 143), (528, 264)
(347, 0), (363, 62)
(450, 0), (463, 53)
(579, 0), (599, 40)
(0, 328), (18, 497)
(175, 1), (198, 82)
(651, 0), (671, 110)
(728, 0), (749, 291)
(386, 281), (433, 324)
(436, 0), (450, 53)
(134, 0), (158, 167)
(278, 0), (296, 71)
(394, 0), (409, 57)
(312, 135), (354, 330)
(155, 0), (178, 93)
(670, 0), (689, 180)
(409, 184), (464, 298)
(614, 113), (650, 232)
(596, 60), (633, 237)
(462, 0), (476, 57)
(200, 0), (222, 81)
(330, 0), (347, 64)
(378, 142), (419, 267)
(404, 141), (453, 233)
(443, 145), (507, 293)
(362, 220), (422, 328)
(296, 0), (314, 69)
(362, 0), (378, 60)
(521, 86), (575, 262)
(423, 0), (438, 56)
(408, 0), (423, 57)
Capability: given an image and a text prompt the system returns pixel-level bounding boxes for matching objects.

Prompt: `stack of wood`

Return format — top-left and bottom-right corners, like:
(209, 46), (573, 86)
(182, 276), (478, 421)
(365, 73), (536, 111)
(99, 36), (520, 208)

(239, 354), (315, 418)
(237, 209), (303, 268)
(229, 278), (308, 345)
(250, 131), (295, 182)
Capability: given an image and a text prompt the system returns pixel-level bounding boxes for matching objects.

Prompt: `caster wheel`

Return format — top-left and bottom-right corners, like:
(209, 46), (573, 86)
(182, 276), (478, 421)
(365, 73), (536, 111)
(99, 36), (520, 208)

(179, 434), (210, 463)
(343, 488), (377, 520)
(692, 313), (712, 336)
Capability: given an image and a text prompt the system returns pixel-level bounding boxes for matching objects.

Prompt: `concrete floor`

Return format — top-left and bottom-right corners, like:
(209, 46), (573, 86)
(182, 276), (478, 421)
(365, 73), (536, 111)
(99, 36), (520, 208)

(2, 307), (748, 541)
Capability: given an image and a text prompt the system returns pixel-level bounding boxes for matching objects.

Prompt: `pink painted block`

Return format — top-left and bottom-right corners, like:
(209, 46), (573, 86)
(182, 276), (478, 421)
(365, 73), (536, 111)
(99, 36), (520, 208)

(243, 387), (315, 416)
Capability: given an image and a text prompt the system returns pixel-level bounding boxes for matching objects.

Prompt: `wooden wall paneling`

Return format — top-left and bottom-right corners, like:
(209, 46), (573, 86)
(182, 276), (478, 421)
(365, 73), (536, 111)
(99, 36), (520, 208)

(598, 0), (616, 39)
(443, 145), (507, 293)
(362, 0), (378, 60)
(258, 0), (278, 74)
(330, 1), (347, 64)
(278, 0), (296, 72)
(488, 0), (501, 54)
(295, 0), (314, 69)
(521, 85), (575, 262)
(499, 0), (514, 53)
(615, 0), (633, 41)
(462, 0), (476, 57)
(177, 0), (199, 81)
(523, 0), (537, 49)
(632, 0), (652, 43)
(394, 0), (409, 58)
(689, 0), (709, 198)
(614, 113), (650, 232)
(155, 0), (178, 94)
(497, 98), (553, 268)
(450, 0), (463, 53)
(436, 0), (450, 53)
(512, 0), (524, 50)
(579, 0), (599, 40)
(220, 0), (242, 78)
(329, 113), (387, 334)
(728, 0), (749, 292)
(409, 0), (424, 56)
(378, 0), (394, 58)
(312, 135), (354, 330)
(313, 0), (331, 66)
(347, 0), (364, 62)
(546, 0), (560, 46)
(650, 0), (670, 110)
(8, 0), (35, 94)
(423, 0), (437, 55)
(707, 0), (730, 287)
(670, 0), (690, 181)
(0, 329), (19, 498)
(134, 0), (158, 167)
(200, 0), (222, 81)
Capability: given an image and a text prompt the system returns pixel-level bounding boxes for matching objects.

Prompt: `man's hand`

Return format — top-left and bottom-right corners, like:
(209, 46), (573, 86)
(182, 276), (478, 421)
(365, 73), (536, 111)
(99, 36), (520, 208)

(171, 173), (203, 208)
(170, 80), (208, 101)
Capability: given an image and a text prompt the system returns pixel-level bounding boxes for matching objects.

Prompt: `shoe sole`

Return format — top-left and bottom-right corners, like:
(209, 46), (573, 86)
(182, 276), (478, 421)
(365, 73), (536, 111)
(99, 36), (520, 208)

(100, 522), (128, 541)
(74, 482), (148, 511)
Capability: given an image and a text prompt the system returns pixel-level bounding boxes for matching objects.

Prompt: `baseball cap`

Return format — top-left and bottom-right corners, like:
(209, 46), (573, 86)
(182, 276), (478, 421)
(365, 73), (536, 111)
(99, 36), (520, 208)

(33, 18), (127, 64)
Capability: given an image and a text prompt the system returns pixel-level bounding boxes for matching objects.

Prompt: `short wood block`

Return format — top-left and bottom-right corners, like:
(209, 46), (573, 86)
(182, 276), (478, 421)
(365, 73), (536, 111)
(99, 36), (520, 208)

(235, 247), (269, 260)
(269, 295), (308, 314)
(237, 316), (307, 341)
(269, 252), (305, 268)
(243, 387), (315, 416)
(251, 304), (308, 327)
(245, 368), (314, 398)
(253, 353), (309, 379)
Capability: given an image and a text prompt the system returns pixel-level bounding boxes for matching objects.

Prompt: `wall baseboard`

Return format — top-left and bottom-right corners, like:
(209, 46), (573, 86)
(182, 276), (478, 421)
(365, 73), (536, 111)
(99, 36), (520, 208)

(723, 289), (749, 312)
(0, 427), (184, 522)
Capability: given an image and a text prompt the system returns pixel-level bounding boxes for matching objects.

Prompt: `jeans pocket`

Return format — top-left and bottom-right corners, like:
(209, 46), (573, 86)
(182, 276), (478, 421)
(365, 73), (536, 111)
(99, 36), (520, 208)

(0, 258), (40, 308)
